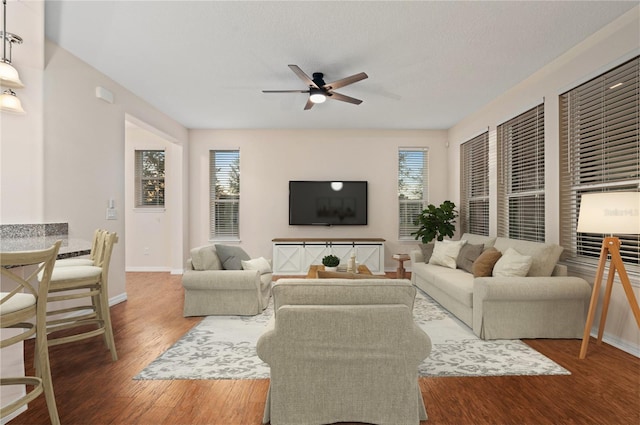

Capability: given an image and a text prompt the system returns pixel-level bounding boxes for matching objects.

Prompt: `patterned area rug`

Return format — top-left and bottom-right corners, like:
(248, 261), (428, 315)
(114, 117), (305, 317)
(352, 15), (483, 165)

(134, 290), (570, 380)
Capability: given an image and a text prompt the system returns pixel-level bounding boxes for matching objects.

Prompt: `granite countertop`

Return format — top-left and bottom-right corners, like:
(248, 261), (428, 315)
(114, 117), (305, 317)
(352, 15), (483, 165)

(0, 236), (91, 259)
(0, 223), (91, 259)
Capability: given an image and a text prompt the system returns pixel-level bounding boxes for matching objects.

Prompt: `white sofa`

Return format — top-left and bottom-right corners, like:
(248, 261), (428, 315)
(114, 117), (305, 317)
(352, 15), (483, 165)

(257, 278), (431, 425)
(410, 233), (592, 340)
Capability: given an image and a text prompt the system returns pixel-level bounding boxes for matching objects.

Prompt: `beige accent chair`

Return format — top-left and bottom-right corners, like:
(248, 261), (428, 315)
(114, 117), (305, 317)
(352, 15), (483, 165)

(182, 245), (272, 316)
(1, 241), (61, 425)
(43, 231), (118, 361)
(257, 279), (431, 425)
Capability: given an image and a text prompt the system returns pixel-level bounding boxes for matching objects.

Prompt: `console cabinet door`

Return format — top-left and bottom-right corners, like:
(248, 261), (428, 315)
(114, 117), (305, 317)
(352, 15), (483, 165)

(273, 244), (303, 274)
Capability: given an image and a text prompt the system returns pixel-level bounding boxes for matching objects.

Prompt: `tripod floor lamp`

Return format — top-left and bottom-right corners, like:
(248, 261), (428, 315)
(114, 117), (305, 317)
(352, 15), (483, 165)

(577, 192), (640, 359)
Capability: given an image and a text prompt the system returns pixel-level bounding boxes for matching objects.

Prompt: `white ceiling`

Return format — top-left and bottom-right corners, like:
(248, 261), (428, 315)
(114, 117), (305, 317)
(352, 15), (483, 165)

(44, 1), (637, 130)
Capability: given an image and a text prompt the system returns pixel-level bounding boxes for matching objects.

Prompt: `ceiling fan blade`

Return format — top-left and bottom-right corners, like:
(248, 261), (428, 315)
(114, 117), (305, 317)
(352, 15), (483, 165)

(289, 64), (319, 88)
(328, 91), (363, 105)
(262, 90), (309, 93)
(324, 72), (368, 90)
(304, 98), (315, 110)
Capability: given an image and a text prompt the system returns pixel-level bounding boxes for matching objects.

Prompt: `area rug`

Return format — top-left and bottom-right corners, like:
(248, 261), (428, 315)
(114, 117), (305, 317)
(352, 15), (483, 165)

(134, 290), (570, 380)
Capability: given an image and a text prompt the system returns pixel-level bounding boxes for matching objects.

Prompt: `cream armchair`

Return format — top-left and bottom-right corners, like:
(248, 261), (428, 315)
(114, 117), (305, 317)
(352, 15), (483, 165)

(256, 279), (431, 425)
(182, 245), (272, 316)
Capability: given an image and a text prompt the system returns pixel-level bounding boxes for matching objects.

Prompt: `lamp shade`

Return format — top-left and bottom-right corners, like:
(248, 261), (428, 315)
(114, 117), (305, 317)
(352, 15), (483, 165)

(0, 89), (25, 114)
(0, 60), (24, 89)
(577, 192), (640, 235)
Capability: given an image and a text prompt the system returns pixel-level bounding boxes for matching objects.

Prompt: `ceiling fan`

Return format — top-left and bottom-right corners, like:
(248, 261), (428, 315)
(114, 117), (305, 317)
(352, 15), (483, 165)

(263, 64), (368, 110)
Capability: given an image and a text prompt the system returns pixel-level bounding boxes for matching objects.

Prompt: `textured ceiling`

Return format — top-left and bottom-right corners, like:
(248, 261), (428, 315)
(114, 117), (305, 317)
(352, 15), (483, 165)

(45, 1), (637, 130)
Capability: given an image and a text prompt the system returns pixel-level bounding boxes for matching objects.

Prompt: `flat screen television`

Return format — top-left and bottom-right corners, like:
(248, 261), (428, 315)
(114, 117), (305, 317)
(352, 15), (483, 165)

(289, 181), (368, 226)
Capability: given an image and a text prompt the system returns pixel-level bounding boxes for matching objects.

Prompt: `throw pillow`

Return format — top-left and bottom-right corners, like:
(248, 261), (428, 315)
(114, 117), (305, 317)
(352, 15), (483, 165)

(190, 245), (222, 271)
(214, 244), (251, 270)
(492, 247), (533, 277)
(428, 240), (466, 269)
(456, 243), (484, 274)
(241, 257), (272, 274)
(419, 243), (435, 263)
(472, 247), (502, 277)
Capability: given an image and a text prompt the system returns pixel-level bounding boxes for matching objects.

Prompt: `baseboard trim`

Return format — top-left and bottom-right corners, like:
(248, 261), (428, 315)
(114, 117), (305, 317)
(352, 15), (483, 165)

(171, 268), (184, 275)
(592, 330), (640, 358)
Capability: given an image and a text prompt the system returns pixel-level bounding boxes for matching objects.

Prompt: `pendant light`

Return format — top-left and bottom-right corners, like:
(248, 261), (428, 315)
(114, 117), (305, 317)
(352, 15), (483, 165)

(0, 88), (24, 113)
(0, 0), (24, 114)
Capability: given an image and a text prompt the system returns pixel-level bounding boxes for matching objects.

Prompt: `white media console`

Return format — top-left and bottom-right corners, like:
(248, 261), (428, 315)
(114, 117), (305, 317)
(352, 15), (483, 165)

(272, 238), (385, 275)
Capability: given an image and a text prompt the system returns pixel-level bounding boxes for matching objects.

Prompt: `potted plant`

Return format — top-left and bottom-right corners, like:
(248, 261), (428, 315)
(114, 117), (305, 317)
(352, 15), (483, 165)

(411, 200), (458, 243)
(322, 254), (340, 271)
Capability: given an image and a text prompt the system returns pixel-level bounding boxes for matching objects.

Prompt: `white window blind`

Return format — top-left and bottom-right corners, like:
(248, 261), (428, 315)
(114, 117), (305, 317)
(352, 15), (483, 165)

(210, 150), (240, 240)
(460, 132), (489, 236)
(134, 150), (165, 207)
(497, 104), (545, 242)
(560, 56), (640, 267)
(398, 148), (428, 239)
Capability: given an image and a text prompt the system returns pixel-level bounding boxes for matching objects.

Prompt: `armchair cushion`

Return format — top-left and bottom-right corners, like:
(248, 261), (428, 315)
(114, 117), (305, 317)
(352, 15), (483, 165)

(215, 244), (250, 270)
(190, 245), (222, 271)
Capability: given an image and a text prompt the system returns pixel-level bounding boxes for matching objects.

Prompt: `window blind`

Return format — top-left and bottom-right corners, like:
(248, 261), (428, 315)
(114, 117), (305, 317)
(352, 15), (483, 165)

(210, 150), (240, 240)
(134, 150), (165, 207)
(560, 56), (640, 267)
(460, 132), (489, 236)
(497, 104), (545, 242)
(398, 148), (428, 239)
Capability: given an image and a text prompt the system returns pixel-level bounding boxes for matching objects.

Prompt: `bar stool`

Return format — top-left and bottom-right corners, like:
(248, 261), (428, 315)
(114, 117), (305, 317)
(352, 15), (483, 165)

(43, 231), (119, 361)
(52, 229), (106, 267)
(1, 241), (62, 425)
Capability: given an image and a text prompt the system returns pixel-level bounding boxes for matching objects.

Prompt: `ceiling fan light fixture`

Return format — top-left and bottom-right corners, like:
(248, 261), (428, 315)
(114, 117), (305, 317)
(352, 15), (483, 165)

(0, 88), (25, 114)
(309, 89), (326, 104)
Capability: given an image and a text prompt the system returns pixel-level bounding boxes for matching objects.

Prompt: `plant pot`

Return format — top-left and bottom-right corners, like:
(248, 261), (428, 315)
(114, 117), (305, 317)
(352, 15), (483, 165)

(324, 266), (338, 272)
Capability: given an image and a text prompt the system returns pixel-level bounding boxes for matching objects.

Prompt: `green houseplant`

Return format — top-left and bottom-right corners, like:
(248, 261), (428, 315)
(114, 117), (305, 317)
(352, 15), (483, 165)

(322, 254), (340, 268)
(411, 200), (458, 243)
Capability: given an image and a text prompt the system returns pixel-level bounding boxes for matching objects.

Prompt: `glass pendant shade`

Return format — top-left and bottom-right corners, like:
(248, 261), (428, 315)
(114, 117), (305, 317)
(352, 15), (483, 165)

(0, 89), (25, 114)
(0, 60), (23, 88)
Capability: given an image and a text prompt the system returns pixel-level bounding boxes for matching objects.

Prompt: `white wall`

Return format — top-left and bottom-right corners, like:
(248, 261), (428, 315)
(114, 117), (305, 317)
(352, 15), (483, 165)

(189, 129), (449, 270)
(447, 7), (640, 355)
(43, 40), (189, 299)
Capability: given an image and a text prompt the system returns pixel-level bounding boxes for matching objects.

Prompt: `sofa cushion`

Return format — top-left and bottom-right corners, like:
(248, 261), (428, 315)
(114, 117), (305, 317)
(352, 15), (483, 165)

(419, 243), (435, 263)
(215, 244), (251, 270)
(456, 243), (484, 274)
(460, 233), (497, 249)
(493, 238), (563, 277)
(492, 247), (533, 277)
(190, 245), (222, 271)
(429, 240), (466, 269)
(472, 247), (502, 277)
(241, 257), (272, 274)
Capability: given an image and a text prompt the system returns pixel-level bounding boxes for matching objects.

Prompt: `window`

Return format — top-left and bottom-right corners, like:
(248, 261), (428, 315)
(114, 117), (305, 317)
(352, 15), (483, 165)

(398, 148), (428, 239)
(497, 104), (545, 242)
(460, 132), (489, 236)
(210, 150), (240, 240)
(135, 150), (165, 207)
(560, 56), (640, 267)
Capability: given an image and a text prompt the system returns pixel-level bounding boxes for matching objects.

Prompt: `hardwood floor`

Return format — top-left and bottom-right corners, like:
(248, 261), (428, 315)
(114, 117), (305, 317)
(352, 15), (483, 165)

(11, 272), (640, 425)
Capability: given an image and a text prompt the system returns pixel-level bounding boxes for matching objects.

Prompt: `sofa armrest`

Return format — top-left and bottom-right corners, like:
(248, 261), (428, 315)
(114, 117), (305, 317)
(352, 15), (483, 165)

(410, 250), (423, 265)
(182, 269), (262, 291)
(474, 276), (591, 302)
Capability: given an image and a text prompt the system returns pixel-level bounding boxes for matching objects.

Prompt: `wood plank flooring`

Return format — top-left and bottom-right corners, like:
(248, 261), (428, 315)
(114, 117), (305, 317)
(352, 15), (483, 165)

(10, 272), (640, 425)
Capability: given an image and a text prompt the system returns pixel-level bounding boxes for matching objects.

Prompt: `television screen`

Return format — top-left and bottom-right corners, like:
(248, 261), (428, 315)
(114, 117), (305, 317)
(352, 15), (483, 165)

(289, 181), (368, 226)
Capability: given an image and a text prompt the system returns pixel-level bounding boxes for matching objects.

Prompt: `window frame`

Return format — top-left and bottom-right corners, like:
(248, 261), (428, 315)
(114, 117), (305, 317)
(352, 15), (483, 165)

(497, 103), (546, 242)
(460, 132), (490, 236)
(134, 149), (165, 208)
(209, 150), (241, 241)
(398, 148), (429, 240)
(560, 56), (640, 270)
